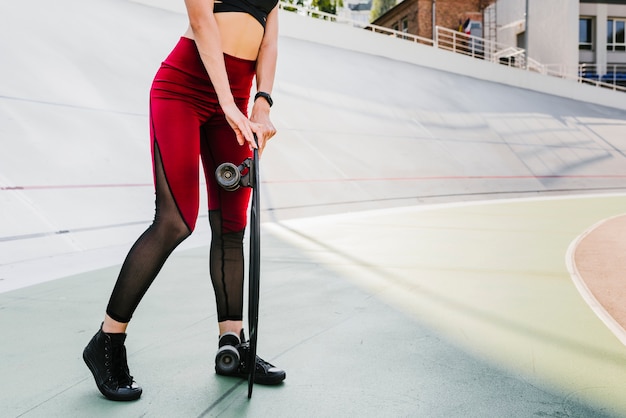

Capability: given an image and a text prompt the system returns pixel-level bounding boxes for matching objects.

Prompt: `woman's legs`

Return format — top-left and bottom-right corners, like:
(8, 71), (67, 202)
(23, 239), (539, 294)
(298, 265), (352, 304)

(105, 143), (193, 325)
(208, 210), (245, 336)
(85, 86), (205, 400)
(200, 119), (252, 331)
(201, 118), (286, 385)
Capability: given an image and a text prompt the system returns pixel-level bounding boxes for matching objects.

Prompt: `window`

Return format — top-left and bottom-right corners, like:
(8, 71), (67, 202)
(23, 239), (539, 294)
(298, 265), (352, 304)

(402, 17), (408, 33)
(607, 19), (626, 51)
(579, 17), (593, 50)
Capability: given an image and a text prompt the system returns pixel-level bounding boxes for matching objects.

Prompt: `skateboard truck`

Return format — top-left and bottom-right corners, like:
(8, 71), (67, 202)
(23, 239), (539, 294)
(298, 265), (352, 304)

(215, 158), (255, 191)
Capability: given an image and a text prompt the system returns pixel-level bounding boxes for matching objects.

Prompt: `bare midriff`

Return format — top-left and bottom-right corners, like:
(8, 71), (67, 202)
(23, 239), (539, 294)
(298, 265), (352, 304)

(183, 13), (264, 61)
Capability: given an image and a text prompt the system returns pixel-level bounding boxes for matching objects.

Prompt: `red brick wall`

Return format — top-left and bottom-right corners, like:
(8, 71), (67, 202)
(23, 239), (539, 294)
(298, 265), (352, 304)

(372, 0), (495, 40)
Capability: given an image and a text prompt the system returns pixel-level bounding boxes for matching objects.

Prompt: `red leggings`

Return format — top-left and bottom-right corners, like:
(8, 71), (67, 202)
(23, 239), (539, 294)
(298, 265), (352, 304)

(106, 38), (255, 323)
(151, 36), (255, 232)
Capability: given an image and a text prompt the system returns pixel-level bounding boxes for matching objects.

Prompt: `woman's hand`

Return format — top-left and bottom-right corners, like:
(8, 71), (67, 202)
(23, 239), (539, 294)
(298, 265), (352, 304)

(222, 100), (275, 155)
(222, 102), (260, 150)
(249, 100), (276, 155)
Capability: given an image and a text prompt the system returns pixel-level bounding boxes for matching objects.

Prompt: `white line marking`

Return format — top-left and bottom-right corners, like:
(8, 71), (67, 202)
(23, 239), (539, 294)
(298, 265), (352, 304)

(566, 215), (626, 347)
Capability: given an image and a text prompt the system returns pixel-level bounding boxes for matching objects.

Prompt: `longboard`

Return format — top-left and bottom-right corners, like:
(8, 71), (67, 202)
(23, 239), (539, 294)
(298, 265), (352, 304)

(247, 147), (260, 398)
(215, 140), (260, 399)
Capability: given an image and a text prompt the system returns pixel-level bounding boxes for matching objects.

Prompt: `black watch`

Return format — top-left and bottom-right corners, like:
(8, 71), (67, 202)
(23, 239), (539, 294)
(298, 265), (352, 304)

(254, 91), (273, 107)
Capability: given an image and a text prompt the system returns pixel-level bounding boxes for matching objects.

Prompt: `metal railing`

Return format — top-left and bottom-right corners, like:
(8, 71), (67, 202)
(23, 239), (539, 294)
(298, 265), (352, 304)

(279, 1), (626, 93)
(278, 1), (434, 46)
(579, 63), (626, 89)
(435, 27), (543, 73)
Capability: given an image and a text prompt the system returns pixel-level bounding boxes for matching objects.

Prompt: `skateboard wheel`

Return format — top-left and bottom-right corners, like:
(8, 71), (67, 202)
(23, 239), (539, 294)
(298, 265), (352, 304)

(215, 163), (241, 191)
(215, 345), (240, 374)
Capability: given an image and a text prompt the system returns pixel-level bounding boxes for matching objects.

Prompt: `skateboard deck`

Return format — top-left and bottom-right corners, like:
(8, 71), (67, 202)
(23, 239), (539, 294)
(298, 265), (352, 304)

(215, 141), (261, 399)
(247, 147), (260, 398)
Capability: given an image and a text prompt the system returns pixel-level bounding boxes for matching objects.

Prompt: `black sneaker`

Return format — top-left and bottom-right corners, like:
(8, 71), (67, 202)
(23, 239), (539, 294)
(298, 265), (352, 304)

(215, 330), (286, 385)
(83, 325), (142, 401)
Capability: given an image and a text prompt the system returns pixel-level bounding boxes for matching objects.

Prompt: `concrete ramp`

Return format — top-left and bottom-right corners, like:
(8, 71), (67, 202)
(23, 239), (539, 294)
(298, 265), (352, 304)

(0, 0), (189, 284)
(2, 0), (626, 285)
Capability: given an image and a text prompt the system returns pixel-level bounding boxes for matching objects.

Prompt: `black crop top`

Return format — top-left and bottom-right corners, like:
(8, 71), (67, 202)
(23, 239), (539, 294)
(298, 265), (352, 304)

(214, 0), (278, 29)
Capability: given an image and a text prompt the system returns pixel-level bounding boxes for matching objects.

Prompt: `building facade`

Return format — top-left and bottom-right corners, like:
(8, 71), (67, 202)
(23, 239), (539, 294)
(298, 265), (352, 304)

(488, 0), (579, 77)
(338, 0), (373, 25)
(579, 0), (626, 79)
(486, 0), (626, 80)
(371, 0), (626, 84)
(371, 0), (495, 40)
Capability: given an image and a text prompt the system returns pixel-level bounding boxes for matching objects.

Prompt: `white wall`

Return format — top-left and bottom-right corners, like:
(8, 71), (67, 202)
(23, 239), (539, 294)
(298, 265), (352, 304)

(529, 0), (579, 77)
(496, 0), (526, 48)
(496, 0), (579, 77)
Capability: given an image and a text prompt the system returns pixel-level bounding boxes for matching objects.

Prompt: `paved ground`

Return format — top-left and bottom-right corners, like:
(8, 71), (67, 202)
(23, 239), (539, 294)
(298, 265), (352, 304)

(2, 195), (626, 417)
(2, 0), (626, 417)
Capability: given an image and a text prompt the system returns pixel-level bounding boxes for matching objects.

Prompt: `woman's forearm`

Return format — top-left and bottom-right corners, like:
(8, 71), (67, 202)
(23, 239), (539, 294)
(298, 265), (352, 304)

(184, 0), (235, 108)
(255, 6), (279, 96)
